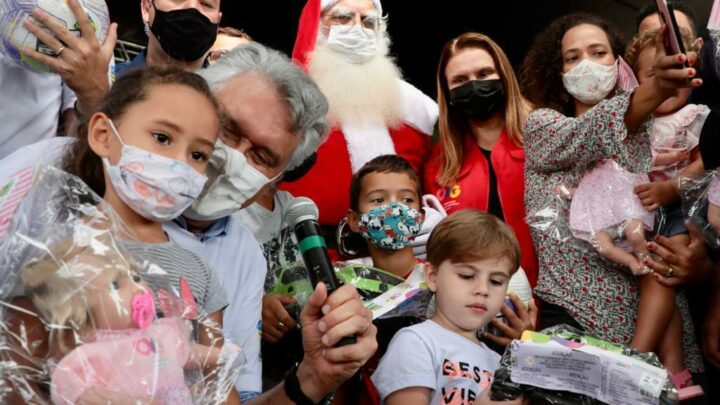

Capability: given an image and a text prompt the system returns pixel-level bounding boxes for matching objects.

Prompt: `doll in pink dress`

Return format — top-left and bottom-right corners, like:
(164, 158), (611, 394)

(20, 234), (238, 404)
(569, 159), (655, 275)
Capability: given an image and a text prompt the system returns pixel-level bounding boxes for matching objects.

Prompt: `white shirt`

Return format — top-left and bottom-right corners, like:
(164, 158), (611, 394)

(372, 320), (500, 404)
(235, 191), (302, 275)
(164, 216), (266, 395)
(0, 54), (76, 159)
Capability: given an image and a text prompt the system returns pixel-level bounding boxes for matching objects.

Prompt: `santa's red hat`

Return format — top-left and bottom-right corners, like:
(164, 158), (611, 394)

(292, 0), (383, 69)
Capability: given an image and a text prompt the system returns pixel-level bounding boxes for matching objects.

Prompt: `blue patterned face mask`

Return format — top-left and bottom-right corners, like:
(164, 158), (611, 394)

(358, 202), (422, 251)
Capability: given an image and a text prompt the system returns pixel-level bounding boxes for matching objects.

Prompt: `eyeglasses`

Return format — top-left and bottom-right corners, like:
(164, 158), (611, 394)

(321, 9), (385, 33)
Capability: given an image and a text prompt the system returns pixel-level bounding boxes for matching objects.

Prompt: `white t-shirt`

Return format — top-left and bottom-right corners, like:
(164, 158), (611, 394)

(0, 54), (76, 159)
(164, 216), (266, 395)
(372, 320), (500, 404)
(234, 191), (302, 280)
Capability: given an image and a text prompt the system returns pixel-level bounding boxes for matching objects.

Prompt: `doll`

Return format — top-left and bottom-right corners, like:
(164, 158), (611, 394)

(21, 232), (236, 404)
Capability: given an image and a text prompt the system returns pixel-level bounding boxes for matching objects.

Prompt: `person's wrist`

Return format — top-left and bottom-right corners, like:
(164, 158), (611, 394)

(296, 360), (326, 403)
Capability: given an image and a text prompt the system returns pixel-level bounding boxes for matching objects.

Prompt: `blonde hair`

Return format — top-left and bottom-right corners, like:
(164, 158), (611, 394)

(427, 209), (521, 274)
(436, 32), (531, 187)
(21, 233), (129, 355)
(625, 27), (699, 70)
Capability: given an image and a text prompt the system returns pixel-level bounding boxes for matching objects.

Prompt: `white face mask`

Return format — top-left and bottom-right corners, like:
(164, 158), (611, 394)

(184, 139), (279, 221)
(102, 119), (208, 222)
(325, 24), (378, 64)
(562, 59), (618, 106)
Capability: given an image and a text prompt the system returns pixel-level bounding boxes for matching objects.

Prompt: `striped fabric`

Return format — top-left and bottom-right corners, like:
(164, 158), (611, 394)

(123, 240), (228, 317)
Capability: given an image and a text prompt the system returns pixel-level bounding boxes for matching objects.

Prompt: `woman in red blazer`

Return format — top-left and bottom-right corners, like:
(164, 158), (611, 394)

(424, 32), (539, 287)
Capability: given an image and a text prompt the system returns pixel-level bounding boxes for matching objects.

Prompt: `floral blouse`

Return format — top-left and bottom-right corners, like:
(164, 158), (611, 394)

(524, 92), (702, 371)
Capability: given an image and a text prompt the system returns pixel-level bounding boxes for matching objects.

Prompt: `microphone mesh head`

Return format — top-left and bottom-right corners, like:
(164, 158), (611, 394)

(285, 197), (319, 227)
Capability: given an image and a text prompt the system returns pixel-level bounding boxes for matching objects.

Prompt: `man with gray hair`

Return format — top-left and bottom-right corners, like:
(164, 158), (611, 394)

(164, 42), (377, 404)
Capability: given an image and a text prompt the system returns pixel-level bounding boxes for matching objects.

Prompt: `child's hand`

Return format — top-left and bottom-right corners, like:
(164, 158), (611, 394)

(653, 149), (690, 167)
(481, 295), (537, 347)
(634, 181), (679, 211)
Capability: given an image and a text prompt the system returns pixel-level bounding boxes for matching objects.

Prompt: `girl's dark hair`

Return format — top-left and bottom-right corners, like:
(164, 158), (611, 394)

(520, 13), (625, 116)
(62, 66), (220, 196)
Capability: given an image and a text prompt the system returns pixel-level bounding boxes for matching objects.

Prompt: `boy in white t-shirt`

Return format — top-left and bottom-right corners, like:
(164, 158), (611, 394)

(372, 210), (525, 404)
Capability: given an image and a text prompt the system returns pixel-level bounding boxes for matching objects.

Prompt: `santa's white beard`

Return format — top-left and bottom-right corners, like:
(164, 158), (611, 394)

(308, 36), (404, 128)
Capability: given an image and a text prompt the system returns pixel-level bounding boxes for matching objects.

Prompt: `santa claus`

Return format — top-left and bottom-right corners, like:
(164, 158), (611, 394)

(282, 0), (438, 238)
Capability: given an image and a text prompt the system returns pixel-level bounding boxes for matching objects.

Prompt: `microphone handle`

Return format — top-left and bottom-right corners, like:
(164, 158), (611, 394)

(295, 220), (357, 347)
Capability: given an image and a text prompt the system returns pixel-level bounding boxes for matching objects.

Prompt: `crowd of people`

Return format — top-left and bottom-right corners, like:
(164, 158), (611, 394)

(0, 0), (719, 403)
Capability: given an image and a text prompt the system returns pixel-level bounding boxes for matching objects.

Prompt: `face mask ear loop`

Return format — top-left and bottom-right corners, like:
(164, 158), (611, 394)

(106, 119), (128, 147)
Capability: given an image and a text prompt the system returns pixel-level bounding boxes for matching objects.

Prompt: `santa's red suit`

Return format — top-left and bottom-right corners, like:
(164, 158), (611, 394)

(282, 0), (438, 228)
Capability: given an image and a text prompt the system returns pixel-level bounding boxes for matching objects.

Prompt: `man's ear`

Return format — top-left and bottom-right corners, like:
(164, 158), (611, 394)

(87, 113), (113, 161)
(346, 209), (360, 233)
(424, 262), (438, 293)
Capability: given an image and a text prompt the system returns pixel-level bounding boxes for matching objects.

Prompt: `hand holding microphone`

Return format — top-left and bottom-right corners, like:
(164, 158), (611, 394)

(285, 197), (357, 347)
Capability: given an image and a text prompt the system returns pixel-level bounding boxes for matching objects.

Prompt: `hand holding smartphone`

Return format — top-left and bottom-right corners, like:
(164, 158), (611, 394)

(654, 0), (689, 68)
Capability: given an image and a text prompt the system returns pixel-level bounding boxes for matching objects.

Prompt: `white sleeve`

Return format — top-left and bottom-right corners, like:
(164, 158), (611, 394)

(225, 239), (267, 394)
(371, 327), (437, 401)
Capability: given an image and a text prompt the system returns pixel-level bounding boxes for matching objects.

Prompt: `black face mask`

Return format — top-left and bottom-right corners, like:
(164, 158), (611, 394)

(448, 79), (505, 121)
(149, 2), (218, 62)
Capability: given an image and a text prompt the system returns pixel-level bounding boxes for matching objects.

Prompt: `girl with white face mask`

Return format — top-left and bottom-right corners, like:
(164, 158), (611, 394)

(521, 13), (706, 399)
(61, 67), (232, 362)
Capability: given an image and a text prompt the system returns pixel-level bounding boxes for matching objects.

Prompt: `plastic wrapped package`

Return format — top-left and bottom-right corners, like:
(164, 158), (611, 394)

(679, 171), (720, 250)
(526, 160), (661, 276)
(265, 261), (432, 321)
(569, 160), (656, 275)
(0, 166), (244, 404)
(525, 182), (577, 246)
(490, 325), (679, 405)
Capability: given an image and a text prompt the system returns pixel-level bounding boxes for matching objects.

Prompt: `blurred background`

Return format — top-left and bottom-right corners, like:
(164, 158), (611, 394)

(107, 0), (714, 98)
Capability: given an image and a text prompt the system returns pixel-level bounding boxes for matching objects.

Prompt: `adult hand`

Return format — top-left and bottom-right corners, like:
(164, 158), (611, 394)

(703, 273), (720, 368)
(261, 294), (297, 343)
(644, 222), (714, 287)
(482, 295), (538, 347)
(651, 25), (702, 100)
(296, 283), (377, 402)
(20, 0), (117, 114)
(634, 180), (679, 211)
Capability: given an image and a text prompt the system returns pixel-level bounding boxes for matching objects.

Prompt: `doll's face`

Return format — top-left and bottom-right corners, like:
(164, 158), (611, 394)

(85, 267), (153, 331)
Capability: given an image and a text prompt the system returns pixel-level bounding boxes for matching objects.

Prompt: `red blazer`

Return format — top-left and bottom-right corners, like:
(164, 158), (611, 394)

(282, 124), (430, 226)
(424, 129), (539, 287)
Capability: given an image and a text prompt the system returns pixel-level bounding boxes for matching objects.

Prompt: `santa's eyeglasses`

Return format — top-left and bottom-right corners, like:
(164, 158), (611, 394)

(321, 9), (385, 32)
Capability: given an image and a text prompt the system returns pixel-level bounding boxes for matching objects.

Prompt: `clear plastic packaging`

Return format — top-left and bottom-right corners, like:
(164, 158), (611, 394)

(527, 160), (662, 276)
(0, 166), (244, 404)
(679, 170), (720, 250)
(490, 324), (679, 405)
(265, 261), (432, 321)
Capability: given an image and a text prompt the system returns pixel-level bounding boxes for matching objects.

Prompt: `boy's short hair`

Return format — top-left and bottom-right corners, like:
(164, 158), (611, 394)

(349, 155), (422, 212)
(635, 1), (697, 36)
(427, 210), (521, 273)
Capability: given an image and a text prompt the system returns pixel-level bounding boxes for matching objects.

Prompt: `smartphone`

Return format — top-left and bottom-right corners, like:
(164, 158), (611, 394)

(654, 0), (689, 67)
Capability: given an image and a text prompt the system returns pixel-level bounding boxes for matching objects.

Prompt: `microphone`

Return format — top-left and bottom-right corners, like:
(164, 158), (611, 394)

(285, 197), (356, 347)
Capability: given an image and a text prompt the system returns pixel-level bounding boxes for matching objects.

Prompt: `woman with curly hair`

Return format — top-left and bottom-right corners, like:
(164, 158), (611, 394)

(423, 32), (539, 288)
(520, 12), (705, 383)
